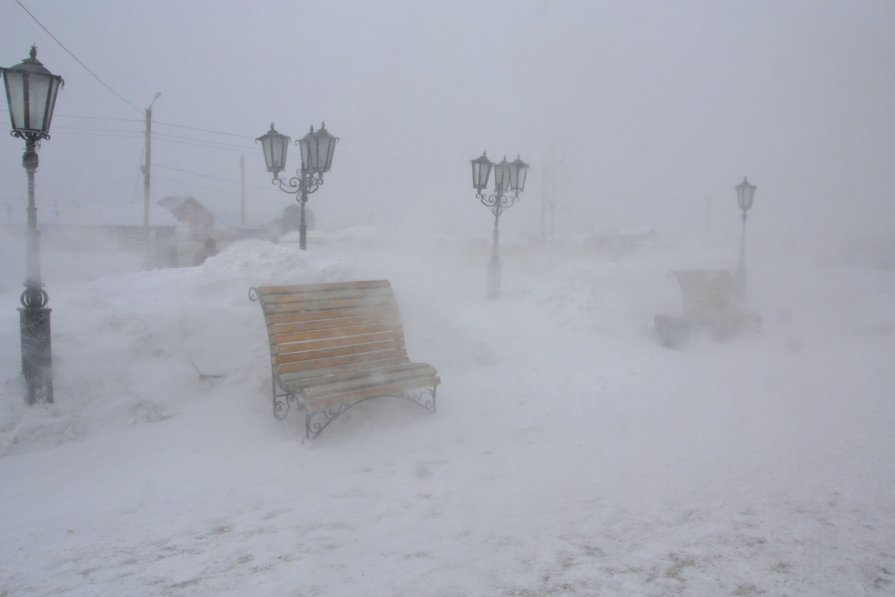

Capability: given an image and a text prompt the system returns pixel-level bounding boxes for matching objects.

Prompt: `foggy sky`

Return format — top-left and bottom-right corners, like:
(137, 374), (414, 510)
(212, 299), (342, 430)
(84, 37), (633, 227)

(1, 0), (893, 247)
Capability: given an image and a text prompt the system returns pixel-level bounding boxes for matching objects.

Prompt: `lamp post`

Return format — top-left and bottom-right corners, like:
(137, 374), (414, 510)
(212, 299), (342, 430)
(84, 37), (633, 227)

(256, 122), (338, 250)
(734, 176), (756, 300)
(1, 46), (64, 404)
(471, 151), (529, 299)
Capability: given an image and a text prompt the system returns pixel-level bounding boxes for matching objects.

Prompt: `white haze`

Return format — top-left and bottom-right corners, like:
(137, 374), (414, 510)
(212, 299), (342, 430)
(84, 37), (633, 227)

(0, 1), (893, 249)
(0, 1), (894, 595)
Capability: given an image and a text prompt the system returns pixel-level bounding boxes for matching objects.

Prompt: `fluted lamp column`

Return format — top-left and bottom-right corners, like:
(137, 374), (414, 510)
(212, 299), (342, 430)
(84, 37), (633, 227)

(734, 176), (757, 300)
(1, 46), (64, 404)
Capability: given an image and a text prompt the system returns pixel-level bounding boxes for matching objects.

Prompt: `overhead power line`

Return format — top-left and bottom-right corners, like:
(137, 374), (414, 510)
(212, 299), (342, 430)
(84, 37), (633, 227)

(155, 163), (245, 185)
(155, 163), (269, 189)
(51, 131), (143, 140)
(46, 112), (142, 124)
(14, 0), (142, 114)
(12, 110), (260, 144)
(152, 175), (242, 197)
(51, 125), (143, 140)
(153, 137), (261, 155)
(154, 120), (256, 140)
(2, 109), (260, 151)
(153, 132), (259, 152)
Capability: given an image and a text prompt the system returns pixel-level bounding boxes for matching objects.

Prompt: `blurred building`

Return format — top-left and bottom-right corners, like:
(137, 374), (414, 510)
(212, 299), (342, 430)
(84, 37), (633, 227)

(157, 195), (214, 238)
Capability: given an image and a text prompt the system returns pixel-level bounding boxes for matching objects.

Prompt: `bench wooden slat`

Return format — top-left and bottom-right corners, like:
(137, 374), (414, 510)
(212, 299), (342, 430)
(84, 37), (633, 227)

(271, 323), (400, 346)
(302, 371), (439, 400)
(296, 363), (439, 396)
(273, 330), (402, 355)
(257, 280), (390, 295)
(263, 295), (398, 315)
(277, 356), (410, 382)
(273, 338), (405, 365)
(275, 348), (409, 375)
(260, 286), (397, 304)
(265, 305), (400, 326)
(268, 315), (402, 337)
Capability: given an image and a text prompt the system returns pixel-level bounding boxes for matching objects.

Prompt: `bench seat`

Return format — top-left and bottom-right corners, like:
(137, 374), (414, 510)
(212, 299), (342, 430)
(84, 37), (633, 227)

(251, 280), (439, 438)
(656, 269), (761, 347)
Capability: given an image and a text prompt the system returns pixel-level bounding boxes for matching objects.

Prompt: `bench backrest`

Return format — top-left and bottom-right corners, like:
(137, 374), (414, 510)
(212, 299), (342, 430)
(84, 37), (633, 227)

(252, 280), (409, 379)
(672, 270), (740, 323)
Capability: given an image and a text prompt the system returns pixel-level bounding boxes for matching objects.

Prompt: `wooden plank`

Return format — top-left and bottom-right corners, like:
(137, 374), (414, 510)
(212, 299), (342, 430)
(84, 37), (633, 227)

(300, 365), (439, 398)
(278, 356), (409, 382)
(276, 349), (408, 375)
(268, 315), (402, 337)
(265, 305), (399, 326)
(262, 295), (398, 314)
(271, 324), (400, 346)
(273, 331), (400, 355)
(292, 362), (437, 388)
(273, 339), (404, 365)
(257, 280), (390, 295)
(260, 286), (396, 304)
(306, 377), (440, 412)
(271, 339), (404, 365)
(263, 300), (398, 317)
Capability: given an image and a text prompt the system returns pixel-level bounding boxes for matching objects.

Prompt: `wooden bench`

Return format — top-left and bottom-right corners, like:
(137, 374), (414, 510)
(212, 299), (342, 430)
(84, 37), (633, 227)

(250, 280), (439, 439)
(655, 269), (761, 347)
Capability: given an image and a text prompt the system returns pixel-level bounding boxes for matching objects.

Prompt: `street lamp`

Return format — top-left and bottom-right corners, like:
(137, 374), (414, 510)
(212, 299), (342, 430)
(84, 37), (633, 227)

(256, 122), (338, 250)
(1, 46), (64, 404)
(734, 176), (757, 300)
(470, 151), (529, 299)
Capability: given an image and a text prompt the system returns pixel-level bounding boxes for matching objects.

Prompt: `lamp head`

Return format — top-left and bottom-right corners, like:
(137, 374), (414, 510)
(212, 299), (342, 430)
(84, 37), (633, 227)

(735, 177), (756, 212)
(470, 151), (493, 192)
(1, 46), (64, 140)
(256, 123), (290, 176)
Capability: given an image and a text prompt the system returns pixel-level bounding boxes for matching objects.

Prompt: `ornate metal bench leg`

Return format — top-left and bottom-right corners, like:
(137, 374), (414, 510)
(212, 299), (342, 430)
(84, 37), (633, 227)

(274, 392), (293, 420)
(404, 385), (437, 413)
(300, 388), (438, 440)
(272, 374), (294, 420)
(305, 400), (359, 440)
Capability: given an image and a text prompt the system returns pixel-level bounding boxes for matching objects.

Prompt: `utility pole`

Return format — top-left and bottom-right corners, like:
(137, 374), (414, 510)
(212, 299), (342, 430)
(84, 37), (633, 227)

(142, 92), (161, 237)
(240, 154), (246, 226)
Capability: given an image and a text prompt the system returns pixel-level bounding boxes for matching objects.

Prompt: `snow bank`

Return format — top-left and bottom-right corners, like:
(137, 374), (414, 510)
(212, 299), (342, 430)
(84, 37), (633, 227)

(0, 229), (893, 595)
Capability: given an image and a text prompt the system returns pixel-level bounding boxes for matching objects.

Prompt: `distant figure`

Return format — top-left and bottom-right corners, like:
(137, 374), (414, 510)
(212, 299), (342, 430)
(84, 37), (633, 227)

(193, 237), (217, 266)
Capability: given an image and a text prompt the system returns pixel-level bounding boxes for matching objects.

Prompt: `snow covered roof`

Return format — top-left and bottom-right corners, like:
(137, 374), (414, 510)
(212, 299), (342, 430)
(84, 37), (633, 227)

(157, 195), (209, 213)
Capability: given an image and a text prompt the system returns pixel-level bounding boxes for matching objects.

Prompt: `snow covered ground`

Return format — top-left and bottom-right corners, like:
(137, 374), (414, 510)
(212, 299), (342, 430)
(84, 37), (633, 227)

(1, 227), (894, 596)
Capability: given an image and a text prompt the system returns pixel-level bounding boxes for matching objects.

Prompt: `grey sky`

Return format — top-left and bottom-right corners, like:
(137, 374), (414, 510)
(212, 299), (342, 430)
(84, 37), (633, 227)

(1, 0), (893, 245)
